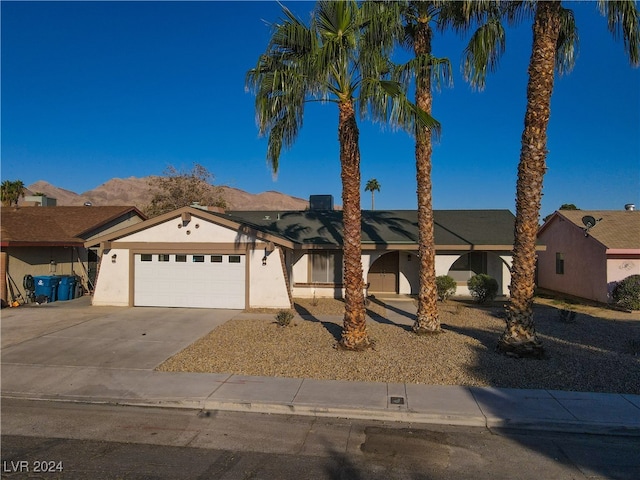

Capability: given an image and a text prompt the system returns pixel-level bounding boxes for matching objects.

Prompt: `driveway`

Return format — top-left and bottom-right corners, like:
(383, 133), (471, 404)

(1, 296), (238, 369)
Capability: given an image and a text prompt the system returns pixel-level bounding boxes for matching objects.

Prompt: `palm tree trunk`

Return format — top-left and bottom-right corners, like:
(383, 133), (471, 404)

(498, 1), (561, 358)
(412, 18), (440, 335)
(338, 100), (370, 350)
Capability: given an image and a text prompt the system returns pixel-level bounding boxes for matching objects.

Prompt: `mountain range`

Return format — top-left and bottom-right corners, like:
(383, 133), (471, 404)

(22, 177), (310, 211)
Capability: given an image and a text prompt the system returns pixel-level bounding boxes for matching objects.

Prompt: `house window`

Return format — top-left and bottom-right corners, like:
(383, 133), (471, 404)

(556, 253), (565, 275)
(175, 254), (187, 263)
(158, 254), (170, 262)
(310, 251), (343, 283)
(229, 255), (241, 263)
(193, 255), (205, 263)
(449, 252), (487, 282)
(141, 254), (152, 262)
(211, 255), (223, 263)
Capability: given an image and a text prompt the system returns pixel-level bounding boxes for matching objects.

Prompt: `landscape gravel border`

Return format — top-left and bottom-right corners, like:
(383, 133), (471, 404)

(158, 297), (640, 395)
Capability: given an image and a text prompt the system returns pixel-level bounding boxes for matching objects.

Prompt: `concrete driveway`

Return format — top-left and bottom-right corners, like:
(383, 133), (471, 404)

(1, 296), (238, 370)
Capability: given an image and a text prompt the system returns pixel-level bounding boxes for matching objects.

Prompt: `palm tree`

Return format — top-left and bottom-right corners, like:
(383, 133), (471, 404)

(247, 1), (438, 350)
(463, 0), (639, 357)
(364, 178), (381, 210)
(364, 0), (494, 335)
(1, 180), (25, 206)
(1, 181), (12, 206)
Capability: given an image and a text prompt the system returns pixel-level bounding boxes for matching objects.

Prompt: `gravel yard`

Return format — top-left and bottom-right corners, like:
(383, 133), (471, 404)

(157, 297), (640, 395)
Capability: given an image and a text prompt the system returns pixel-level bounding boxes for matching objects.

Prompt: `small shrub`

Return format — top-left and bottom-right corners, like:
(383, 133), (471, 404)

(467, 274), (499, 304)
(435, 275), (457, 302)
(612, 274), (640, 310)
(275, 310), (295, 327)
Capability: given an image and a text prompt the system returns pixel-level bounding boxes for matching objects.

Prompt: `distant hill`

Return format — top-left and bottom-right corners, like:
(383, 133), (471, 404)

(22, 177), (310, 211)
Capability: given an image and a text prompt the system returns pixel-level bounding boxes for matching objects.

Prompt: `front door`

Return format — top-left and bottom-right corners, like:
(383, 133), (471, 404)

(368, 252), (399, 293)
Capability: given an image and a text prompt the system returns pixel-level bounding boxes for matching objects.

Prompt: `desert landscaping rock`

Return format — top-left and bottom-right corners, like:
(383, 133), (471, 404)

(157, 299), (640, 395)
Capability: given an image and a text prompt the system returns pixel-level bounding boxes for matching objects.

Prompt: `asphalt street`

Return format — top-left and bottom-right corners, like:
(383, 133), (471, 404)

(2, 399), (640, 480)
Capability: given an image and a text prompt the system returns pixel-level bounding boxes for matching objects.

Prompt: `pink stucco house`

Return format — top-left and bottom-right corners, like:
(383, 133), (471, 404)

(537, 208), (640, 304)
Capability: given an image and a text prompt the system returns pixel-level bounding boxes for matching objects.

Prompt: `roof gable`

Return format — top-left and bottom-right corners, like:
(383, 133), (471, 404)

(86, 206), (295, 248)
(116, 212), (252, 243)
(549, 210), (640, 250)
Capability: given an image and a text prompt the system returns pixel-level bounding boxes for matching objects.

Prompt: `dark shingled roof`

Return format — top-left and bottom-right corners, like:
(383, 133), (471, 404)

(224, 209), (517, 248)
(1, 206), (145, 246)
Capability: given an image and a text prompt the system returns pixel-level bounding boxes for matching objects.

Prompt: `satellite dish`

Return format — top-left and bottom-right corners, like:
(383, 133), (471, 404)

(582, 216), (596, 228)
(581, 215), (602, 237)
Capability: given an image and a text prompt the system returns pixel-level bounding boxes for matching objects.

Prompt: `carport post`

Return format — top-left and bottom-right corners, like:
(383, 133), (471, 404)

(1, 252), (7, 305)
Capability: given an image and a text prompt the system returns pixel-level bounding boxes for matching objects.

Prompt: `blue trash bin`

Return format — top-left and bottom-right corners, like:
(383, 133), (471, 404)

(58, 276), (77, 301)
(34, 275), (60, 302)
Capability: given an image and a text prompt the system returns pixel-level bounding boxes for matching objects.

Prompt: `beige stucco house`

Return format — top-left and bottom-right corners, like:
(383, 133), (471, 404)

(537, 208), (640, 303)
(88, 205), (521, 309)
(1, 205), (145, 305)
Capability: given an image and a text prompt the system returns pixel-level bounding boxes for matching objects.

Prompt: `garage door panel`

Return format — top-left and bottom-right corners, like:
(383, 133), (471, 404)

(134, 254), (245, 309)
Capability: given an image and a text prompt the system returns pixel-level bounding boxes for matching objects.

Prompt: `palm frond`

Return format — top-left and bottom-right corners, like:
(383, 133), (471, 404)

(499, 0), (534, 28)
(462, 18), (506, 91)
(437, 0), (502, 34)
(360, 0), (407, 53)
(395, 54), (453, 92)
(556, 6), (578, 75)
(598, 0), (640, 66)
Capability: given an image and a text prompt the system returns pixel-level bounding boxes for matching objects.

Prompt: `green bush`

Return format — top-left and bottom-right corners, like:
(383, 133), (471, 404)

(435, 275), (457, 302)
(275, 309), (295, 327)
(612, 274), (640, 310)
(467, 274), (499, 304)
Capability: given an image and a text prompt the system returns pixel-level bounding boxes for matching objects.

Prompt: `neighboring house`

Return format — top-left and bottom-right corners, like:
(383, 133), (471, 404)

(537, 208), (640, 304)
(1, 206), (145, 305)
(88, 203), (525, 309)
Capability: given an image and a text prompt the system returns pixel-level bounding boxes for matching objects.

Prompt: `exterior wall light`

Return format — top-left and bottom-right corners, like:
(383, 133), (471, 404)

(111, 254), (117, 263)
(262, 255), (267, 266)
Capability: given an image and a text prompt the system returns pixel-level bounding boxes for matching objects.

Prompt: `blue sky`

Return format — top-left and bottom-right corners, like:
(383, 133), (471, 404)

(2, 1), (638, 218)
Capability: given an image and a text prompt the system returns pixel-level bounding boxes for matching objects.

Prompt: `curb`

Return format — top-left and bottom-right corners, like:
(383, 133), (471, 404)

(5, 393), (640, 437)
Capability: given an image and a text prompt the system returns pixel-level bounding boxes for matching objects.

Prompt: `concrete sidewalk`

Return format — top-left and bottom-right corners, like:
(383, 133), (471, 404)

(2, 298), (640, 437)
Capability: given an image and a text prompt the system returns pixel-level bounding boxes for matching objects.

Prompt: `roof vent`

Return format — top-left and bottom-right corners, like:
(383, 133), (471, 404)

(625, 203), (635, 211)
(309, 195), (334, 211)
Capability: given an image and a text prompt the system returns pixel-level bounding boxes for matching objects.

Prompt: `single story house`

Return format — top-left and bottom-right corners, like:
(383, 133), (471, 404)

(537, 208), (640, 303)
(87, 204), (524, 309)
(1, 206), (145, 305)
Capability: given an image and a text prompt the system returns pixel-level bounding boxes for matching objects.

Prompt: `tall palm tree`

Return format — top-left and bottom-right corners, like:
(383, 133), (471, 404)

(364, 178), (381, 210)
(247, 1), (438, 350)
(463, 0), (639, 357)
(364, 0), (495, 335)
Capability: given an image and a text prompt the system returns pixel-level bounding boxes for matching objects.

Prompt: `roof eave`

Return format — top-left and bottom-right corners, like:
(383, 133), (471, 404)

(606, 248), (640, 255)
(1, 241), (84, 248)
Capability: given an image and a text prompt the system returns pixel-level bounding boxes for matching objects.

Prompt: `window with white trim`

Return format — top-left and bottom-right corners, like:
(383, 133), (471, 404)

(310, 251), (343, 283)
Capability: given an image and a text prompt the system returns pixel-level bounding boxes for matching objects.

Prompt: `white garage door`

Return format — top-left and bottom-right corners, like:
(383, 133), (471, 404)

(134, 253), (245, 309)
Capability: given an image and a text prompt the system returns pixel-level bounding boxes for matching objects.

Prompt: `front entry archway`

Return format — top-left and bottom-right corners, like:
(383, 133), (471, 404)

(368, 252), (399, 294)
